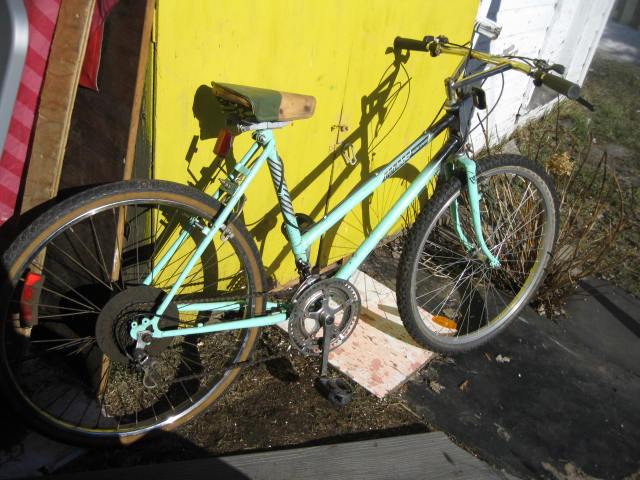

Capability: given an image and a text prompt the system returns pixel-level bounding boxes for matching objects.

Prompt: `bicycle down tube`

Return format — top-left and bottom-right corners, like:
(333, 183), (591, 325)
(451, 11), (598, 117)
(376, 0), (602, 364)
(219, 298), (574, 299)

(134, 131), (280, 336)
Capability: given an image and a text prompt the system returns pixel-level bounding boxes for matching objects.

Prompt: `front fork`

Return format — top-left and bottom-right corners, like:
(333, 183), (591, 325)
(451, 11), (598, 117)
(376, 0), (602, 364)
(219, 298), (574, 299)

(446, 154), (500, 268)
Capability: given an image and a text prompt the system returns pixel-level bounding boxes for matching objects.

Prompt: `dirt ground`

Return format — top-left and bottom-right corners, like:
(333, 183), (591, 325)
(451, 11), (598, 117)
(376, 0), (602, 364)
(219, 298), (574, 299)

(52, 245), (429, 473)
(58, 301), (430, 473)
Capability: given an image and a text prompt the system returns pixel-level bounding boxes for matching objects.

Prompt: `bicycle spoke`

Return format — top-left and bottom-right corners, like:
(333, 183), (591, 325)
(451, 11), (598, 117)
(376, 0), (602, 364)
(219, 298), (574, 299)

(399, 157), (557, 352)
(1, 182), (263, 442)
(48, 242), (115, 292)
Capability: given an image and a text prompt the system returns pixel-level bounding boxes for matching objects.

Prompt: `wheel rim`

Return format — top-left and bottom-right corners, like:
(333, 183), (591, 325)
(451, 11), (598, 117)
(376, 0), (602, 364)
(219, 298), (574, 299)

(2, 192), (258, 439)
(411, 166), (555, 346)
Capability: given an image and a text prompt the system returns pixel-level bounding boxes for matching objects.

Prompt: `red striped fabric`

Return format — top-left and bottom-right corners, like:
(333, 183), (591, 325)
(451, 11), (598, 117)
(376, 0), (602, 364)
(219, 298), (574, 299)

(0, 0), (61, 225)
(79, 0), (119, 90)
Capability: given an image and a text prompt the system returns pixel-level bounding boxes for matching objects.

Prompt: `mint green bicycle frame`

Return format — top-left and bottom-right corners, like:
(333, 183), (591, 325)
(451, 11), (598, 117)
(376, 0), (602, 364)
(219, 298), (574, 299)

(129, 110), (499, 341)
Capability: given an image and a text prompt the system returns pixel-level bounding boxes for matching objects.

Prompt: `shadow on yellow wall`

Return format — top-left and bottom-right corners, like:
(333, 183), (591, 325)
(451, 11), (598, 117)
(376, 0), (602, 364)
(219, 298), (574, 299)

(178, 48), (440, 288)
(152, 0), (479, 286)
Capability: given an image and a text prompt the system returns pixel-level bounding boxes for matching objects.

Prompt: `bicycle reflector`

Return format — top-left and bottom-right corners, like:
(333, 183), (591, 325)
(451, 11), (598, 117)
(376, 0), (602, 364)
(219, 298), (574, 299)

(432, 315), (458, 330)
(214, 129), (235, 158)
(20, 271), (44, 327)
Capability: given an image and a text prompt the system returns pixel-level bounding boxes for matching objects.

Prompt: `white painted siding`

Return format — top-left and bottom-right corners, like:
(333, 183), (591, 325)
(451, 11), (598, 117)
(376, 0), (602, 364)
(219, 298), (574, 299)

(468, 0), (615, 151)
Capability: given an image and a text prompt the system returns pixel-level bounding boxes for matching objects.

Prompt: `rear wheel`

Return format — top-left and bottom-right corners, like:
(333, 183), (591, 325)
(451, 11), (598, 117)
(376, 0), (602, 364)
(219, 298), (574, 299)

(397, 155), (558, 353)
(1, 180), (266, 445)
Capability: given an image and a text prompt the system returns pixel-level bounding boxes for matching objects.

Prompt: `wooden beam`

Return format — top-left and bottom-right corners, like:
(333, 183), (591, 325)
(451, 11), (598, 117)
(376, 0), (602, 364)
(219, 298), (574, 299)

(20, 0), (95, 214)
(110, 0), (155, 281)
(44, 432), (509, 480)
(123, 0), (155, 180)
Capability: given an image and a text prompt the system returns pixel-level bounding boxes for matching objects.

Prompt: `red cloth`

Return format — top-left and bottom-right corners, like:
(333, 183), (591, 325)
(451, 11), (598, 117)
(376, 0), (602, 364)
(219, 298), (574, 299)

(78, 0), (120, 90)
(0, 0), (61, 225)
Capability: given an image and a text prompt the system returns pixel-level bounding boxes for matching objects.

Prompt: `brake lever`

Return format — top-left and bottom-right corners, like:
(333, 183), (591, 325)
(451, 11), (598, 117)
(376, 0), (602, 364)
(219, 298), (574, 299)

(425, 35), (449, 57)
(532, 60), (565, 75)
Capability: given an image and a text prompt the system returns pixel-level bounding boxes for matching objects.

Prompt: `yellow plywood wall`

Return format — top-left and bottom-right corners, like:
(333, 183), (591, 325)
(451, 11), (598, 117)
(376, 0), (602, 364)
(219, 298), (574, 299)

(153, 0), (480, 286)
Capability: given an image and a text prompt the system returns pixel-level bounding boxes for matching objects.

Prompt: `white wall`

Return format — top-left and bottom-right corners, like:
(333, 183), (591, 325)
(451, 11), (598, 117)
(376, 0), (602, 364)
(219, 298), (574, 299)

(468, 0), (615, 151)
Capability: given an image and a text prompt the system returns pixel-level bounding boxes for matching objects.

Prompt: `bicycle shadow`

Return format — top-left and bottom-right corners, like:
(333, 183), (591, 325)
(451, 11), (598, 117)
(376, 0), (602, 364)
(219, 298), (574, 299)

(188, 47), (432, 287)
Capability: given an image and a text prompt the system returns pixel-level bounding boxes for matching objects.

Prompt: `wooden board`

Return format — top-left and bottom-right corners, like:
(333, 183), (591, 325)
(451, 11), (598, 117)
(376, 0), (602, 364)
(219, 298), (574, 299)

(152, 1), (479, 285)
(329, 269), (434, 398)
(45, 432), (515, 480)
(20, 0), (95, 214)
(278, 91), (316, 121)
(123, 0), (155, 180)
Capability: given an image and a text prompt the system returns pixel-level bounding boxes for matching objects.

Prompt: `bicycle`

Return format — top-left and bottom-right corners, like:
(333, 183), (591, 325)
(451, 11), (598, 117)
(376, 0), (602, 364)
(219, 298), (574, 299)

(0, 33), (592, 445)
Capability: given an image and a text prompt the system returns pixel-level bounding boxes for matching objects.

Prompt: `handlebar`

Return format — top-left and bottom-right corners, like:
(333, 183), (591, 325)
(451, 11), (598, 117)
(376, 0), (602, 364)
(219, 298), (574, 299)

(393, 37), (429, 52)
(393, 34), (590, 108)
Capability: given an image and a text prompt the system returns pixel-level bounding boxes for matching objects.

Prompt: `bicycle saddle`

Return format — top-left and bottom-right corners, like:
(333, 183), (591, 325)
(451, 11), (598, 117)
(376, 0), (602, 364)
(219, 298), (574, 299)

(212, 82), (316, 122)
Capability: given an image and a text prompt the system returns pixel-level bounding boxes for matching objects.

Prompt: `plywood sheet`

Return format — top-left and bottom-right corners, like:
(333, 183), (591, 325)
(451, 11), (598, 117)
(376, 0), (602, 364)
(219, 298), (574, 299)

(153, 0), (480, 285)
(329, 270), (434, 398)
(278, 269), (434, 398)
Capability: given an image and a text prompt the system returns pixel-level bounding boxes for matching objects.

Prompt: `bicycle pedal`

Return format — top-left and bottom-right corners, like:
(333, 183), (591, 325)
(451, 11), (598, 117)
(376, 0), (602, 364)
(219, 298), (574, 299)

(315, 376), (353, 406)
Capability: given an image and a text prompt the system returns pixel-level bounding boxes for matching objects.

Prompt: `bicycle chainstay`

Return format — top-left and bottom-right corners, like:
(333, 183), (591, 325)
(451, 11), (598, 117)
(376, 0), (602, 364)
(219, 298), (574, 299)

(103, 287), (296, 388)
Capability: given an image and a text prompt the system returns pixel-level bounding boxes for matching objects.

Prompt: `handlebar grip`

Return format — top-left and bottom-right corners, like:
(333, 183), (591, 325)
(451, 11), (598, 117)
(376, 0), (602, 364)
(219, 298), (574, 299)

(394, 36), (428, 52)
(539, 73), (581, 100)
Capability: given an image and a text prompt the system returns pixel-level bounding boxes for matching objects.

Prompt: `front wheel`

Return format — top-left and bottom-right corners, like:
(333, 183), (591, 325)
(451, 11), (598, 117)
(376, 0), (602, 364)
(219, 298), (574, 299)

(1, 180), (266, 445)
(397, 155), (558, 353)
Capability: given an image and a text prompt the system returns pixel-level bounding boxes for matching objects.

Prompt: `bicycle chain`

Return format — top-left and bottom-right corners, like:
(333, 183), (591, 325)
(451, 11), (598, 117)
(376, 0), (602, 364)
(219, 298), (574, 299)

(175, 285), (296, 307)
(151, 286), (300, 387)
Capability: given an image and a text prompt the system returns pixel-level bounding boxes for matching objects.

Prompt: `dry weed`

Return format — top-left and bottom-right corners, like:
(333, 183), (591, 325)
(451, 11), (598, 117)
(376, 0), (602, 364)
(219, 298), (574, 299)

(513, 112), (636, 318)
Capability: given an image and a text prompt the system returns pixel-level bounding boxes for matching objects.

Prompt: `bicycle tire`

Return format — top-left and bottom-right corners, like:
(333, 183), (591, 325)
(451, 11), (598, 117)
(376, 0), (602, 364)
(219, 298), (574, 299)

(0, 179), (266, 445)
(397, 154), (558, 353)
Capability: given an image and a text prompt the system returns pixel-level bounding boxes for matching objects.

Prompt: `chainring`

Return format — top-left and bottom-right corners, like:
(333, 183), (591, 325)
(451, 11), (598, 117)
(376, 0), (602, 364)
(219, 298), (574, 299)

(288, 278), (360, 356)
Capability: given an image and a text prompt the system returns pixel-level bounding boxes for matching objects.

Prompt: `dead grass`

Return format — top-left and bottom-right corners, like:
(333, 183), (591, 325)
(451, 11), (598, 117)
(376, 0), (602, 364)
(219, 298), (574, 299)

(505, 57), (640, 316)
(521, 124), (635, 317)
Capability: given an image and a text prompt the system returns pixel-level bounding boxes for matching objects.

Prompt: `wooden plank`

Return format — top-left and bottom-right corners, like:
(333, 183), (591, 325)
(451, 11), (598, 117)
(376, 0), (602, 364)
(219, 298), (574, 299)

(20, 0), (95, 214)
(123, 0), (155, 180)
(47, 432), (515, 480)
(278, 91), (316, 121)
(217, 432), (514, 480)
(112, 0), (155, 281)
(329, 269), (434, 398)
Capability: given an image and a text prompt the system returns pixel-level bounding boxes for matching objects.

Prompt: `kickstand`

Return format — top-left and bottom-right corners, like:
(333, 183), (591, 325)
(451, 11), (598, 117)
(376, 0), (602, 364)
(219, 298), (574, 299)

(316, 319), (353, 406)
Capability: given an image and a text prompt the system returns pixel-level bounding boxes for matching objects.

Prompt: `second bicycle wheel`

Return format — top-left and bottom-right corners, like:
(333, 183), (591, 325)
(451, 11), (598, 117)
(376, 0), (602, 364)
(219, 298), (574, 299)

(397, 154), (558, 353)
(0, 180), (266, 445)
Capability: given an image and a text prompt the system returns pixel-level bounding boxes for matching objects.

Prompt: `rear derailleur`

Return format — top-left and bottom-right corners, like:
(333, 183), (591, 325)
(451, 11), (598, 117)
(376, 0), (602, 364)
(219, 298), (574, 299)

(134, 330), (162, 389)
